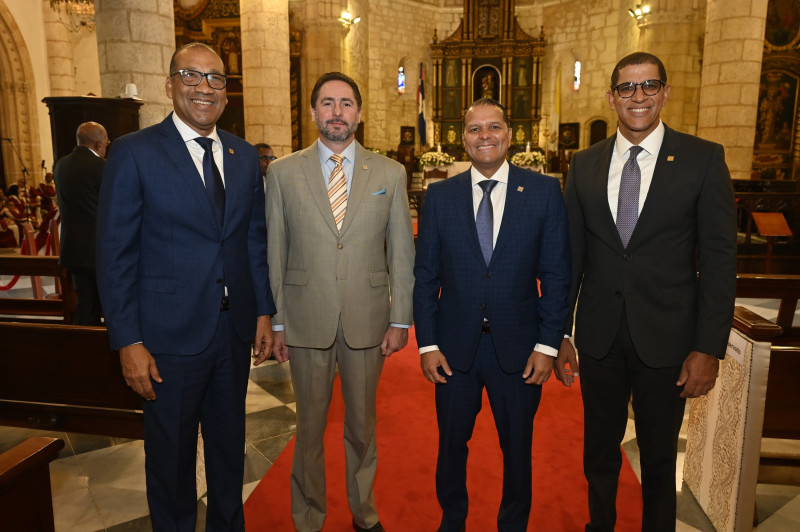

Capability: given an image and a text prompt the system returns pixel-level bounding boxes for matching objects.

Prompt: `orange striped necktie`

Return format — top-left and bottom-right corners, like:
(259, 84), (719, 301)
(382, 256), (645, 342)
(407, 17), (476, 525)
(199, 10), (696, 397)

(328, 153), (347, 231)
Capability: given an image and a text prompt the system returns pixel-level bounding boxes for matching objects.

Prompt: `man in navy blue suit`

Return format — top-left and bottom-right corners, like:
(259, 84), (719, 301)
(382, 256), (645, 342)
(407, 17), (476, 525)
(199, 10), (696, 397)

(97, 42), (275, 531)
(414, 99), (571, 532)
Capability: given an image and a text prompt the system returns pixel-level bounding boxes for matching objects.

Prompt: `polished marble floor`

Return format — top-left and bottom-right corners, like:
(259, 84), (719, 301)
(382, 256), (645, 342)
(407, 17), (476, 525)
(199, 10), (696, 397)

(2, 276), (799, 531)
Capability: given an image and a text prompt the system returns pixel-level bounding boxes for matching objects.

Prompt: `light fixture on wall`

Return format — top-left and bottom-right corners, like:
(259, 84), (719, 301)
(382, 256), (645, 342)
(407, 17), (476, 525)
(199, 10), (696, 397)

(628, 4), (651, 19)
(50, 0), (96, 33)
(338, 11), (361, 28)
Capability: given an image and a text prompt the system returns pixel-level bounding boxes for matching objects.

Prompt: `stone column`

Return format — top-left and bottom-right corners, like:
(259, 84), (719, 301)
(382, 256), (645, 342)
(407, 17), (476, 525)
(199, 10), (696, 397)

(94, 0), (175, 128)
(696, 0), (768, 181)
(240, 0), (292, 154)
(635, 0), (707, 135)
(301, 17), (346, 148)
(42, 0), (76, 96)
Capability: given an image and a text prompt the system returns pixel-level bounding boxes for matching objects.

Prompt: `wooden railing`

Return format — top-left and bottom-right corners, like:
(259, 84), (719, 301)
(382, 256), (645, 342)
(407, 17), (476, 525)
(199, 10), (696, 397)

(0, 255), (143, 439)
(0, 437), (64, 532)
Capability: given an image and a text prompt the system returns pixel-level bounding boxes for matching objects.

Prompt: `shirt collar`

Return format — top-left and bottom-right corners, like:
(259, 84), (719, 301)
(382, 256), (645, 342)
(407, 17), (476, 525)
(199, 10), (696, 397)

(614, 120), (664, 158)
(172, 112), (220, 146)
(471, 160), (510, 186)
(317, 139), (357, 165)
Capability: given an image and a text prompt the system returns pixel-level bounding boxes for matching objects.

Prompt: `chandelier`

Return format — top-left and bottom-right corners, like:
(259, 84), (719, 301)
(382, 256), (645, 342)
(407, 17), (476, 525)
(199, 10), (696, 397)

(50, 0), (96, 33)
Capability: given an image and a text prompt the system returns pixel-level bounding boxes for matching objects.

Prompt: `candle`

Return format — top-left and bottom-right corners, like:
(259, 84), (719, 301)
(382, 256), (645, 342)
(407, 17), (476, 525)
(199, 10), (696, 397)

(437, 143), (442, 153)
(526, 142), (531, 153)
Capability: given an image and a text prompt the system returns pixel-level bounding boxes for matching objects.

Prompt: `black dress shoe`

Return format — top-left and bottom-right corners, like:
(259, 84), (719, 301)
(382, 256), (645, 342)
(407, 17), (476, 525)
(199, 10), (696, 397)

(352, 518), (386, 532)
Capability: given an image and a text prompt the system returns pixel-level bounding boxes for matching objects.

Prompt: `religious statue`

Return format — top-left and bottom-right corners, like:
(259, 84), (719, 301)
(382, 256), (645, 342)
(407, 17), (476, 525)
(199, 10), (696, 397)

(481, 73), (495, 99)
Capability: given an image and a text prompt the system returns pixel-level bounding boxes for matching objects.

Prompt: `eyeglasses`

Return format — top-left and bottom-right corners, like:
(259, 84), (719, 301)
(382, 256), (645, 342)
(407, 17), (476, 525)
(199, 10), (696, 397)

(259, 155), (277, 161)
(612, 79), (665, 98)
(170, 69), (228, 90)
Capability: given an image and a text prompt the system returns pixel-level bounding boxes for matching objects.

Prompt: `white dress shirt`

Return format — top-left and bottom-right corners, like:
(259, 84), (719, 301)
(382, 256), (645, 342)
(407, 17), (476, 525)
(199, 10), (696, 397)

(172, 113), (225, 187)
(607, 120), (665, 219)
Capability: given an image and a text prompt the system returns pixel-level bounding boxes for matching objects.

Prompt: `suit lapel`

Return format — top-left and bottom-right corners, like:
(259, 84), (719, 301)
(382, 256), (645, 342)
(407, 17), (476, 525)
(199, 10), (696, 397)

(454, 172), (486, 268)
(340, 143), (370, 236)
(219, 131), (242, 236)
(158, 117), (221, 235)
(591, 136), (618, 242)
(301, 141), (340, 236)
(490, 167), (524, 264)
(634, 125), (680, 243)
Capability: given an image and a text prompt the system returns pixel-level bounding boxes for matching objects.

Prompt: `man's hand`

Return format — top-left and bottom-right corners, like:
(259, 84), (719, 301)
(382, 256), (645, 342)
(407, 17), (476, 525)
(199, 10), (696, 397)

(381, 326), (409, 357)
(555, 338), (580, 387)
(252, 315), (274, 366)
(119, 343), (161, 400)
(677, 350), (719, 398)
(421, 350), (452, 384)
(522, 350), (554, 385)
(271, 330), (290, 363)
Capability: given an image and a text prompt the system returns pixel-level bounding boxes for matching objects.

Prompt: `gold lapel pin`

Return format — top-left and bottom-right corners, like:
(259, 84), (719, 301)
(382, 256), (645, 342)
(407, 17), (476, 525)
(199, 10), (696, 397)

(229, 148), (235, 154)
(362, 165), (368, 170)
(517, 186), (524, 192)
(667, 155), (675, 161)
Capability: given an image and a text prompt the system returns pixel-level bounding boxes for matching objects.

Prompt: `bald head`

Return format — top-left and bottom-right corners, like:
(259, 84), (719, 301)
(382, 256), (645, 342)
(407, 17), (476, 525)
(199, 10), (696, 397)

(76, 122), (109, 158)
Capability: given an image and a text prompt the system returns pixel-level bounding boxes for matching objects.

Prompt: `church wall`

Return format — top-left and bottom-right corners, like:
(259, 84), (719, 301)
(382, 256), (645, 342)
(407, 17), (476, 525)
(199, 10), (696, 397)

(365, 0), (461, 152)
(70, 27), (101, 98)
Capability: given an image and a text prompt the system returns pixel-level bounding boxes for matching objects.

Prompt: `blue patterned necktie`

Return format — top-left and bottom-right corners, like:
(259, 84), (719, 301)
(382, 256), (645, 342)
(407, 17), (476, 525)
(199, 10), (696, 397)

(194, 137), (225, 227)
(477, 179), (498, 265)
(617, 146), (643, 248)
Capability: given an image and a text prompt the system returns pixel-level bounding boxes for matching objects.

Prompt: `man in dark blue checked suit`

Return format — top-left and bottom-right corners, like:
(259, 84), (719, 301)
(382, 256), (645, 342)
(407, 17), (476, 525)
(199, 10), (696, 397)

(413, 98), (571, 532)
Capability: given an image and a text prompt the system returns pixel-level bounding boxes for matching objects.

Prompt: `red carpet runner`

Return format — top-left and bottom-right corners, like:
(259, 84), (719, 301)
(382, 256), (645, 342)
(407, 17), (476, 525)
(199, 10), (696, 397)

(244, 330), (643, 531)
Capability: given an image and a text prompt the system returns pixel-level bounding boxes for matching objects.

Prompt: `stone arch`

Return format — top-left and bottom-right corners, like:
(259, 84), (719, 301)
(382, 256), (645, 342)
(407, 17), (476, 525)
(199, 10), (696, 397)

(0, 3), (42, 189)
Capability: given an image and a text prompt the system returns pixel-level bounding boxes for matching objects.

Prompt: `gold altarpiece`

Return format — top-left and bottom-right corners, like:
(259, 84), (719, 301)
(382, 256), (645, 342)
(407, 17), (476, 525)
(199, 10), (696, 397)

(430, 0), (546, 157)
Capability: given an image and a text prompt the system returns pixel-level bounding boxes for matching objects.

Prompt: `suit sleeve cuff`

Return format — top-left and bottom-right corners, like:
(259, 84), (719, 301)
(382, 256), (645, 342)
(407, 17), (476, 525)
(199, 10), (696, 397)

(535, 343), (558, 358)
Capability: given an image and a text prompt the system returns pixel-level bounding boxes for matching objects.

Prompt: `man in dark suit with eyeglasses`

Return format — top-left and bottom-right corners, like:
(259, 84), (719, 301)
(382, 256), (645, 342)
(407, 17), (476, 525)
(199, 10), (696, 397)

(556, 52), (737, 531)
(97, 42), (275, 531)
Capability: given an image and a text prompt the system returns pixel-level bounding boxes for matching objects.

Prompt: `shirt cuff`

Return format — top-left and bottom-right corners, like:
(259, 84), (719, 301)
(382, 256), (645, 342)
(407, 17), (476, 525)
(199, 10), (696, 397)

(390, 323), (411, 329)
(419, 344), (440, 355)
(535, 343), (558, 358)
(272, 324), (285, 332)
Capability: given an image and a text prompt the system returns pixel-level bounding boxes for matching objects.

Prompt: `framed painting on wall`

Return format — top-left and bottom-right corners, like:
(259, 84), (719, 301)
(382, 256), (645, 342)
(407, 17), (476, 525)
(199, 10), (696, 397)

(400, 126), (415, 145)
(559, 123), (579, 150)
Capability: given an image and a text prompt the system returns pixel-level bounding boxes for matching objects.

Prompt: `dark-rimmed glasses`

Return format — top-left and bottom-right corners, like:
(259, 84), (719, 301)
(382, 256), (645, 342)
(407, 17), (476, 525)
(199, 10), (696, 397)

(170, 69), (228, 90)
(611, 79), (665, 98)
(259, 155), (277, 161)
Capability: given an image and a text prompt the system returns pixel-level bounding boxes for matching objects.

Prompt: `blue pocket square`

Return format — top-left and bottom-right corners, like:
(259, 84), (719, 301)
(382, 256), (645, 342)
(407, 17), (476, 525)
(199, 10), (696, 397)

(371, 189), (387, 195)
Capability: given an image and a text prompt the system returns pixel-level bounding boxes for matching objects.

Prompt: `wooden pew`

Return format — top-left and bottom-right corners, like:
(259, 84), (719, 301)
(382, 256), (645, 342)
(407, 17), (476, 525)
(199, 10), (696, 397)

(0, 255), (143, 439)
(734, 274), (800, 485)
(0, 255), (75, 323)
(0, 437), (64, 532)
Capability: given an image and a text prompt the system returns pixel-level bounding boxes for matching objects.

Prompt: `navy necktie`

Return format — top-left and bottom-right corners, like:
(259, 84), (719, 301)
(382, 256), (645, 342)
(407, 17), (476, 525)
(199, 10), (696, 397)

(477, 179), (498, 265)
(194, 137), (225, 227)
(617, 145), (643, 248)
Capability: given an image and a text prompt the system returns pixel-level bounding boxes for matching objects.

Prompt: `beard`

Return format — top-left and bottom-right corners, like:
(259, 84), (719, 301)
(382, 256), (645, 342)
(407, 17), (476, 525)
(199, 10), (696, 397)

(317, 118), (358, 143)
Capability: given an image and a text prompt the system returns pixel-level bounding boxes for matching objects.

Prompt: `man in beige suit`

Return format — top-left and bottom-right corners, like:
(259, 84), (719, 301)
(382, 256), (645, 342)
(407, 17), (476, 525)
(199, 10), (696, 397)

(266, 72), (415, 532)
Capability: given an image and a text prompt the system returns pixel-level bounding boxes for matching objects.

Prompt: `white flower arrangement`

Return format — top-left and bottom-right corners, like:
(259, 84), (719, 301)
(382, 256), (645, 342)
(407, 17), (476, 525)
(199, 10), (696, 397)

(510, 150), (546, 167)
(419, 151), (455, 168)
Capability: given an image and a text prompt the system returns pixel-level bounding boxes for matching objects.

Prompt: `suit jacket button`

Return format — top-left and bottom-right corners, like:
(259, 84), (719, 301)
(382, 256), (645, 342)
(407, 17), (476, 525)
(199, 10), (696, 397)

(487, 272), (492, 278)
(623, 254), (631, 261)
(216, 278), (224, 284)
(615, 291), (622, 297)
(337, 243), (343, 249)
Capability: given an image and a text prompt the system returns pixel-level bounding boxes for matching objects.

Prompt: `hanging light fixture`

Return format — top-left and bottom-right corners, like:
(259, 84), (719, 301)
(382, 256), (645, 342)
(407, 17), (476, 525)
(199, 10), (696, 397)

(50, 0), (96, 33)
